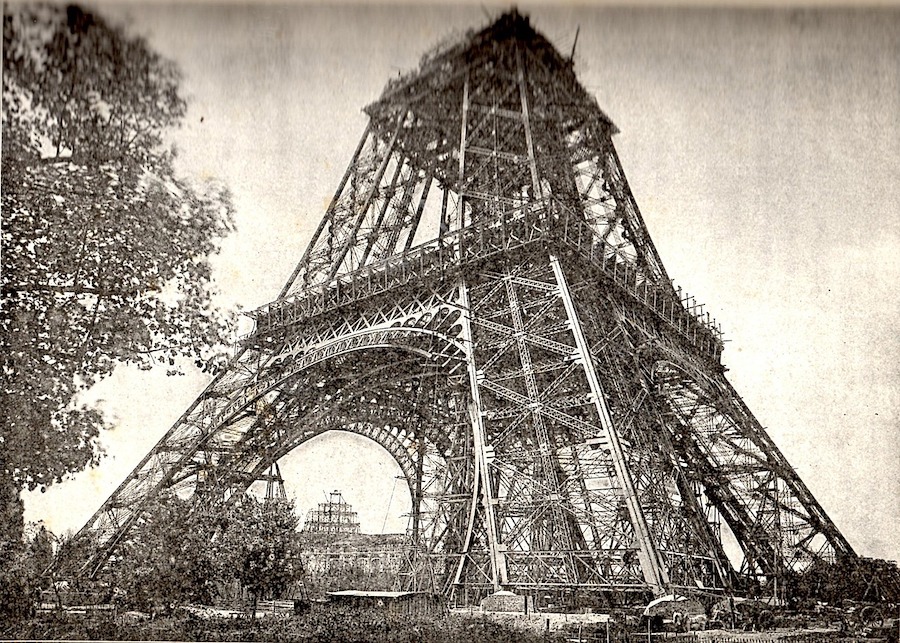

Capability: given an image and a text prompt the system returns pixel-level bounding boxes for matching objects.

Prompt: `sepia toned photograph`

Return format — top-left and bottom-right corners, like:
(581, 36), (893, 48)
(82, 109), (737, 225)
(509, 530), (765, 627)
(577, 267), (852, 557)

(2, 2), (898, 641)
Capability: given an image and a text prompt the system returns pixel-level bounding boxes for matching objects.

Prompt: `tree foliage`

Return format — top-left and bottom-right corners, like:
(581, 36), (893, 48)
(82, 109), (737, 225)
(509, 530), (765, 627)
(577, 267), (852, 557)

(782, 557), (900, 605)
(115, 492), (218, 611)
(117, 493), (304, 613)
(2, 5), (235, 618)
(1, 4), (234, 498)
(222, 495), (304, 609)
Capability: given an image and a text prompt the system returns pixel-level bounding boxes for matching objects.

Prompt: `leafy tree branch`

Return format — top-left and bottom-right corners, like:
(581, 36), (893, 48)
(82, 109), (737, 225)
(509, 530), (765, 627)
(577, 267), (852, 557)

(1, 4), (237, 617)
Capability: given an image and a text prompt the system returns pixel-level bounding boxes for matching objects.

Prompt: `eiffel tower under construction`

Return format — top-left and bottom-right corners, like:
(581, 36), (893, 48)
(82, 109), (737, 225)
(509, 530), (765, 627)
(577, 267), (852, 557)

(55, 11), (862, 605)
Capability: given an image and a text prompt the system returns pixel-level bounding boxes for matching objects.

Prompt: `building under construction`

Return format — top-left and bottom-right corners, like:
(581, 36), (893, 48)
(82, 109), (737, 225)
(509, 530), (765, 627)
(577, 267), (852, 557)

(302, 490), (361, 535)
(52, 10), (900, 613)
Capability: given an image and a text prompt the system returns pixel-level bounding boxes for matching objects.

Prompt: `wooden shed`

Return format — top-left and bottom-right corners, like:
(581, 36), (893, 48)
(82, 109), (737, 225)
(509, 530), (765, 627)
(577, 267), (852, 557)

(326, 590), (447, 618)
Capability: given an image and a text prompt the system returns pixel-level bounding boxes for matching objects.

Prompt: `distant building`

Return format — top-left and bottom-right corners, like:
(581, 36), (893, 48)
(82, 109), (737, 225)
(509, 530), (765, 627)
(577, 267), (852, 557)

(300, 532), (409, 579)
(302, 490), (360, 535)
(299, 491), (412, 595)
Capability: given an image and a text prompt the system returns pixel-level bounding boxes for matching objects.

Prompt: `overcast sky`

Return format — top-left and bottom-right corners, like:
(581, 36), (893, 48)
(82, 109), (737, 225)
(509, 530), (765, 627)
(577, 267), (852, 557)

(21, 3), (899, 565)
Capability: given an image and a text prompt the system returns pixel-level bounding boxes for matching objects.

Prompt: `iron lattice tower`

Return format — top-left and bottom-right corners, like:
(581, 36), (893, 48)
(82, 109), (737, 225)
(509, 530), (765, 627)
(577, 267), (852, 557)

(56, 12), (856, 603)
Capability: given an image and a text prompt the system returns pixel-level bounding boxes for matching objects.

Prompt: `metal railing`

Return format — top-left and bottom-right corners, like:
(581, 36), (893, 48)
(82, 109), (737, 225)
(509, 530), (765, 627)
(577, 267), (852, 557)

(550, 206), (723, 361)
(247, 203), (723, 362)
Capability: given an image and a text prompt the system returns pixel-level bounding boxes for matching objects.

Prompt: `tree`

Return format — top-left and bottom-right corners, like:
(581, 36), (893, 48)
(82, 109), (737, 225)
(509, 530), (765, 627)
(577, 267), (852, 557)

(23, 524), (55, 590)
(1, 3), (235, 609)
(217, 496), (305, 614)
(116, 493), (304, 614)
(114, 492), (218, 612)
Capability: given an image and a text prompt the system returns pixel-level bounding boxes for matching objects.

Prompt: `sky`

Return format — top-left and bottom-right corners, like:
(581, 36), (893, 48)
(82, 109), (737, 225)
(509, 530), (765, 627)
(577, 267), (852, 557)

(20, 3), (900, 565)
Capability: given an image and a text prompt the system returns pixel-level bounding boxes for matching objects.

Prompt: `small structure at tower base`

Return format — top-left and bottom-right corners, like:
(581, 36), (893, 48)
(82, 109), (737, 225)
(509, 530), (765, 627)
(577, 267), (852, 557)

(481, 590), (534, 614)
(327, 590), (447, 618)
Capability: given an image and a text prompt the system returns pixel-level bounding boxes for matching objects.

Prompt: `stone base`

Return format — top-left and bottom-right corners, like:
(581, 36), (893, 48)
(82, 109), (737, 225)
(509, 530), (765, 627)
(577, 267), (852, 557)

(481, 591), (535, 613)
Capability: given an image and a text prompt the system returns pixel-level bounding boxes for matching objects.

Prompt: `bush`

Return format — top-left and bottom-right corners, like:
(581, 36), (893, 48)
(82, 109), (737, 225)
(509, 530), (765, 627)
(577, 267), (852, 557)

(3, 606), (570, 642)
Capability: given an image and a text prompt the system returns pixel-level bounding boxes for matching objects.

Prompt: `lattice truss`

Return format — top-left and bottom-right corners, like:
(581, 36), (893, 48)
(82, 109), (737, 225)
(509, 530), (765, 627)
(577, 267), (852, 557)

(54, 11), (855, 602)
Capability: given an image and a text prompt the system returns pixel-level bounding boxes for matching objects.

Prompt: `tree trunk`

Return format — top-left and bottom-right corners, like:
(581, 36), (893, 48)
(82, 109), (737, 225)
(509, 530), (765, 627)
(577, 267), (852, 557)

(0, 464), (28, 620)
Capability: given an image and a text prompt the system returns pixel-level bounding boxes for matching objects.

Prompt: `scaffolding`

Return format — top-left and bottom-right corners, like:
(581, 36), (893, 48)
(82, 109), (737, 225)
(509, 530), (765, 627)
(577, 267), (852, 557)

(302, 490), (361, 535)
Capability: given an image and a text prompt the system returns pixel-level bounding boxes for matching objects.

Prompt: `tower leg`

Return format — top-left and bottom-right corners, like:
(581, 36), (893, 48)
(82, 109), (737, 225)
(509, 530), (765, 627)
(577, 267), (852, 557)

(549, 254), (668, 594)
(456, 277), (508, 591)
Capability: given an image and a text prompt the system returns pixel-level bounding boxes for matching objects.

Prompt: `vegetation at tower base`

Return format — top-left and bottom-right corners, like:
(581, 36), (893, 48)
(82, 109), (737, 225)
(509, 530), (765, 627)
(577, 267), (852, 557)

(299, 532), (411, 597)
(0, 520), (55, 622)
(784, 557), (900, 605)
(0, 2), (235, 620)
(106, 492), (304, 614)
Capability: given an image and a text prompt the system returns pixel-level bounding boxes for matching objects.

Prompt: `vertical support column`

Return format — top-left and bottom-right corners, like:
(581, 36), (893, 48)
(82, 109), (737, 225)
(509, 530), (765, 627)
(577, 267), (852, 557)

(411, 426), (425, 545)
(516, 45), (543, 201)
(502, 273), (573, 567)
(591, 125), (672, 289)
(403, 172), (434, 251)
(456, 72), (470, 231)
(772, 476), (782, 600)
(358, 158), (406, 267)
(455, 277), (507, 590)
(549, 254), (669, 594)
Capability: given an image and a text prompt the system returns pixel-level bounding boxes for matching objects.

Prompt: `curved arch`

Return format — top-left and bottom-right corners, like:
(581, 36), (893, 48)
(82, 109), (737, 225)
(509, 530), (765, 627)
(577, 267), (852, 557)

(215, 352), (457, 472)
(245, 399), (445, 511)
(277, 425), (417, 517)
(214, 325), (465, 432)
(217, 356), (466, 585)
(70, 329), (469, 581)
